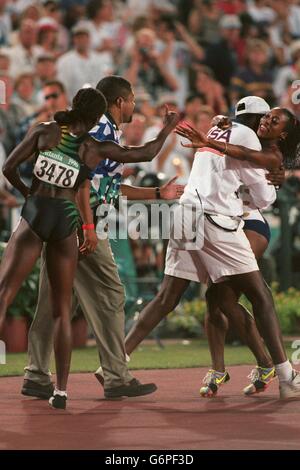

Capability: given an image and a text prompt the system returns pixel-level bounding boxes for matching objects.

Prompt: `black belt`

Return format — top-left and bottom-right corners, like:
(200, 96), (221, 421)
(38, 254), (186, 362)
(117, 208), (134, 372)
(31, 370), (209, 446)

(205, 213), (240, 232)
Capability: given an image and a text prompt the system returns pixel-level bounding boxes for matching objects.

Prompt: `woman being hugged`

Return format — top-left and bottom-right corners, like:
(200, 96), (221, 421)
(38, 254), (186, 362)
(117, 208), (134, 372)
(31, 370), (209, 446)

(175, 107), (300, 170)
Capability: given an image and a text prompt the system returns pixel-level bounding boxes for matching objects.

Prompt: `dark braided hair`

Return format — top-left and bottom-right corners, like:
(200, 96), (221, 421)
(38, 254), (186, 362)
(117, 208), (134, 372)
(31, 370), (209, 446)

(279, 108), (300, 169)
(54, 87), (107, 128)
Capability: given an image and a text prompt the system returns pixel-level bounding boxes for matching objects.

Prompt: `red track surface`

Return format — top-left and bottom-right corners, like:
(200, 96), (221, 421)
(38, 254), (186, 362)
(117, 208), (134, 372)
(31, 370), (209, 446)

(1, 366), (300, 450)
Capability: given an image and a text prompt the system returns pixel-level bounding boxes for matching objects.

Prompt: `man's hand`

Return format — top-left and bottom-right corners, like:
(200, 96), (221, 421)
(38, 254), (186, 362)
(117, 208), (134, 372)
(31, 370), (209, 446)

(266, 167), (285, 187)
(79, 229), (98, 255)
(175, 122), (208, 148)
(160, 176), (185, 200)
(163, 105), (180, 130)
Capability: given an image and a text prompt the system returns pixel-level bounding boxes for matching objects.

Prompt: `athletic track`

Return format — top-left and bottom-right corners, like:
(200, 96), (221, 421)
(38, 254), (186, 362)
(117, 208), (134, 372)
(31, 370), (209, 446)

(1, 366), (299, 450)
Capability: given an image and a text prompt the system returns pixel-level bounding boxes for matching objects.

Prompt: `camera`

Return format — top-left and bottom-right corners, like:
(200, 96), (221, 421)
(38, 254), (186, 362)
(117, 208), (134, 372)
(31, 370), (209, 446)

(139, 47), (150, 58)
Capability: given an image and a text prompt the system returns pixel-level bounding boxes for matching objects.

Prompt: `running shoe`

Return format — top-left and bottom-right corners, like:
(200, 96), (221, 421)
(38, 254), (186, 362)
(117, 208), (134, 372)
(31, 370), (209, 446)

(21, 379), (54, 399)
(243, 366), (276, 395)
(49, 390), (67, 409)
(200, 369), (230, 397)
(279, 370), (300, 399)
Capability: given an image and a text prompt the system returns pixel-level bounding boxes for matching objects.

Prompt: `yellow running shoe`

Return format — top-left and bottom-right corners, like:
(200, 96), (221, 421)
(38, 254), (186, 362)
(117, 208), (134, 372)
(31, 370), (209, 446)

(200, 369), (230, 397)
(243, 366), (276, 395)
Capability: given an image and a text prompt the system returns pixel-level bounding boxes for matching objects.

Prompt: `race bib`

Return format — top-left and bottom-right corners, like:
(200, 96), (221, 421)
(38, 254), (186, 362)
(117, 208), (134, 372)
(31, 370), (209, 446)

(33, 150), (80, 188)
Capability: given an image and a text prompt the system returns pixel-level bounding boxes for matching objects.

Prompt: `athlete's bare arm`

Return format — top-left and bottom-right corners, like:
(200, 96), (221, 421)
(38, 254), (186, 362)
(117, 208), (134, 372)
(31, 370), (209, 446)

(175, 123), (282, 170)
(76, 180), (98, 255)
(80, 110), (180, 168)
(3, 122), (61, 198)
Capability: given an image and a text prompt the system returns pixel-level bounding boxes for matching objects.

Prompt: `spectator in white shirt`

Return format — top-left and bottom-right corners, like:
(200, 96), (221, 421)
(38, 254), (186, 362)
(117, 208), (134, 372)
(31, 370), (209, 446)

(7, 19), (40, 78)
(56, 20), (113, 101)
(0, 0), (11, 47)
(273, 40), (300, 99)
(86, 0), (123, 56)
(11, 72), (40, 117)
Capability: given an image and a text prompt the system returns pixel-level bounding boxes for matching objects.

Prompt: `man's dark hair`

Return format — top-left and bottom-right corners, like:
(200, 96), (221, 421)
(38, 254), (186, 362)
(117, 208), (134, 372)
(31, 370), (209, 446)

(96, 75), (132, 106)
(86, 0), (104, 20)
(185, 93), (205, 105)
(43, 80), (66, 95)
(235, 113), (262, 132)
(157, 13), (177, 32)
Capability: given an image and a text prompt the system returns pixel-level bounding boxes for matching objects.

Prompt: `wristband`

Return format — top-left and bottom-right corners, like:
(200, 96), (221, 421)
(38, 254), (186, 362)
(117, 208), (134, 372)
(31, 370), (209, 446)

(155, 187), (161, 199)
(82, 224), (95, 230)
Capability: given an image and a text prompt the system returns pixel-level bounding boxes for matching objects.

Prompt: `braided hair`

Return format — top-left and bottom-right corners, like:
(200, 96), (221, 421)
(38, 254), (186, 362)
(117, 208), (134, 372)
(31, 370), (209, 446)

(54, 87), (107, 128)
(279, 108), (300, 169)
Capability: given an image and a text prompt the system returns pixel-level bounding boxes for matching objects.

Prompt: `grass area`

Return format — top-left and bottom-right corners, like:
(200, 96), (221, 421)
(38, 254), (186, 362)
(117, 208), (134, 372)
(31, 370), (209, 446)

(0, 339), (297, 377)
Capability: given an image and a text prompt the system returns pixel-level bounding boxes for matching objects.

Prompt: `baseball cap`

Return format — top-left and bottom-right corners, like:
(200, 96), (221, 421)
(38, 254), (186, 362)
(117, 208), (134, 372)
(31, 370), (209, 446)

(37, 17), (58, 31)
(235, 96), (270, 116)
(71, 21), (90, 36)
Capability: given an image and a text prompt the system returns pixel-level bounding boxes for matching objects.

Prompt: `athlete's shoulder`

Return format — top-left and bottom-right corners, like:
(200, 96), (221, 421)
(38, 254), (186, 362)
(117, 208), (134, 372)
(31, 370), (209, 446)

(230, 122), (261, 150)
(31, 121), (59, 133)
(29, 121), (61, 150)
(89, 114), (116, 142)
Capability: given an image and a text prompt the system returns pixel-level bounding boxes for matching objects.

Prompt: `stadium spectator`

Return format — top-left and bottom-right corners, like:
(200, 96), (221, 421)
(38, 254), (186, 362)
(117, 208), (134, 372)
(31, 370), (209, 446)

(193, 65), (228, 114)
(36, 17), (60, 58)
(203, 14), (243, 89)
(35, 55), (57, 92)
(11, 72), (39, 117)
(56, 20), (113, 100)
(124, 27), (178, 103)
(273, 40), (300, 99)
(86, 0), (124, 56)
(0, 75), (25, 154)
(183, 93), (206, 128)
(0, 0), (12, 47)
(7, 19), (40, 77)
(231, 38), (274, 105)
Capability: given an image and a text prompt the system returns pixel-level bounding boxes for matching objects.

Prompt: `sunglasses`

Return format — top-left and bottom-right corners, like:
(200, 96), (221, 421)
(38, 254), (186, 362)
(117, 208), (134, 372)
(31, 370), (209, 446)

(45, 92), (60, 100)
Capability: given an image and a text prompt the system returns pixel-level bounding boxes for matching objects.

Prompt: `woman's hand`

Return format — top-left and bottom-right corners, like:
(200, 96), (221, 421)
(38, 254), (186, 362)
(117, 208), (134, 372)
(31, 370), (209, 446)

(79, 229), (98, 255)
(160, 176), (185, 200)
(175, 122), (208, 148)
(212, 115), (232, 130)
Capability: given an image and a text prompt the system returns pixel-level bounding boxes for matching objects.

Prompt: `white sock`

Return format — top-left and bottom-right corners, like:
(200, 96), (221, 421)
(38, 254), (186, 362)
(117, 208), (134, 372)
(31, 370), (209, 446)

(213, 370), (226, 376)
(275, 360), (293, 383)
(54, 388), (67, 397)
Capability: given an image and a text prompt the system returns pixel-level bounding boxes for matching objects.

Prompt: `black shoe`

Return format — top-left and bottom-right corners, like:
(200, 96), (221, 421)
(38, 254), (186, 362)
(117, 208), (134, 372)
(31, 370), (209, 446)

(49, 393), (67, 410)
(104, 378), (157, 399)
(21, 379), (54, 400)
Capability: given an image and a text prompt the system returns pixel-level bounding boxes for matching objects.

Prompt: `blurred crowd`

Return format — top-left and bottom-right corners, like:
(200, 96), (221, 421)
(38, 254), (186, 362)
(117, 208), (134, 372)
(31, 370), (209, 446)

(1, 0), (300, 237)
